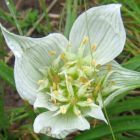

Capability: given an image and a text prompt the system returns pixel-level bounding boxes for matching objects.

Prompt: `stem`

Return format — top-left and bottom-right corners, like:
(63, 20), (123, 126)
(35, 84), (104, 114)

(103, 103), (116, 140)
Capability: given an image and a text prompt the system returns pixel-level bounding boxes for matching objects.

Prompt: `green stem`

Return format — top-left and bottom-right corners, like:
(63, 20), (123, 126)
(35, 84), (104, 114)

(103, 103), (116, 140)
(100, 74), (116, 140)
(5, 0), (23, 35)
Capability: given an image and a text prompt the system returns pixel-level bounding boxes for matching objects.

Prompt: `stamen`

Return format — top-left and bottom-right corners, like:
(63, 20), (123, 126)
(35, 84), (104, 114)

(37, 80), (44, 85)
(91, 44), (97, 52)
(92, 59), (97, 66)
(96, 64), (101, 70)
(76, 110), (81, 116)
(48, 50), (56, 56)
(52, 98), (57, 104)
(87, 98), (93, 103)
(60, 53), (66, 61)
(60, 106), (67, 114)
(82, 66), (90, 72)
(79, 77), (88, 83)
(81, 36), (89, 45)
(53, 90), (58, 96)
(74, 106), (81, 116)
(67, 76), (72, 82)
(53, 82), (57, 90)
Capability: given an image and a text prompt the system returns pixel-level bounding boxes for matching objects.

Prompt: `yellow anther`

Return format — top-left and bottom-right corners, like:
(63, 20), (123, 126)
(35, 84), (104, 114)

(53, 82), (57, 90)
(52, 98), (57, 104)
(79, 77), (88, 83)
(60, 106), (67, 114)
(52, 75), (60, 83)
(82, 66), (90, 72)
(87, 98), (93, 103)
(76, 110), (81, 116)
(81, 36), (89, 45)
(60, 53), (66, 60)
(37, 80), (44, 85)
(68, 76), (72, 82)
(57, 84), (59, 89)
(95, 84), (100, 92)
(96, 64), (101, 70)
(53, 90), (58, 96)
(48, 50), (56, 56)
(107, 64), (112, 72)
(91, 44), (97, 52)
(92, 59), (97, 66)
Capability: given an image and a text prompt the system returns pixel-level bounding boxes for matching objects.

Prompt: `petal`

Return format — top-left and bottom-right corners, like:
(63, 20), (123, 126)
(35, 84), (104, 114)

(86, 104), (107, 123)
(101, 61), (140, 105)
(69, 4), (126, 65)
(1, 25), (68, 104)
(34, 92), (58, 111)
(33, 111), (90, 139)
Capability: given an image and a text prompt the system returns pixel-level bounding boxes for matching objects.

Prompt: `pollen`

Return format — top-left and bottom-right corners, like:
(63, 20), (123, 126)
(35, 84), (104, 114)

(48, 50), (56, 56)
(60, 53), (66, 61)
(37, 80), (44, 85)
(76, 110), (81, 116)
(92, 59), (97, 66)
(79, 77), (88, 83)
(81, 36), (89, 45)
(53, 90), (58, 96)
(91, 44), (97, 52)
(67, 76), (72, 82)
(87, 98), (93, 103)
(52, 98), (57, 104)
(53, 82), (57, 90)
(60, 106), (67, 114)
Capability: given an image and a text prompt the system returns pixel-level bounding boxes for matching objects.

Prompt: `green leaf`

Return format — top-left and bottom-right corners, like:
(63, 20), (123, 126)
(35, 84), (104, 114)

(0, 61), (15, 88)
(74, 116), (140, 140)
(107, 97), (140, 115)
(0, 85), (9, 129)
(64, 0), (78, 37)
(122, 55), (140, 71)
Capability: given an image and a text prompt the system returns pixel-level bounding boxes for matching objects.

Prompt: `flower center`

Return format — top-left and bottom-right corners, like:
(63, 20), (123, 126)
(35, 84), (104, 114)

(37, 38), (107, 116)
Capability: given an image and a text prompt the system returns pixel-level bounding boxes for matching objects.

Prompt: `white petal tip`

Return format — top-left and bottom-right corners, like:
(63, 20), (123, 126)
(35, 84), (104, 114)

(107, 4), (122, 10)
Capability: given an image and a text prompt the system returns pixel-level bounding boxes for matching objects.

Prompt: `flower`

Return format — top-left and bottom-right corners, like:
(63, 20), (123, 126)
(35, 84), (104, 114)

(1, 4), (140, 139)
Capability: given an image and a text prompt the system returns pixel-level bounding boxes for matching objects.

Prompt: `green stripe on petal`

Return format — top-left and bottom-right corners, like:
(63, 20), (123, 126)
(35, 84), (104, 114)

(69, 4), (126, 65)
(102, 61), (140, 105)
(34, 92), (58, 111)
(85, 103), (107, 123)
(1, 25), (68, 104)
(33, 111), (90, 139)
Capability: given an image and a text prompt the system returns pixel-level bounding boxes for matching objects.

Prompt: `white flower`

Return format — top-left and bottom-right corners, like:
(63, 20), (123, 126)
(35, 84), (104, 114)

(1, 4), (140, 139)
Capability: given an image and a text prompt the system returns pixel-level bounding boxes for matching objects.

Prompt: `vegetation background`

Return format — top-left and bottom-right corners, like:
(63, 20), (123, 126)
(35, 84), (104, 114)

(0, 0), (140, 139)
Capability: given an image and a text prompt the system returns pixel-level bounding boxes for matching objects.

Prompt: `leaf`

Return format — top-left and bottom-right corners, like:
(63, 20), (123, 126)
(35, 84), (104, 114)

(64, 0), (78, 37)
(0, 61), (15, 88)
(0, 85), (9, 129)
(107, 97), (140, 115)
(74, 116), (140, 140)
(122, 55), (140, 71)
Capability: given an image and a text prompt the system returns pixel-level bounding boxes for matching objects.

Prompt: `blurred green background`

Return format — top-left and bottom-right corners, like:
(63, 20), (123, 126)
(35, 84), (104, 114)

(0, 0), (140, 139)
